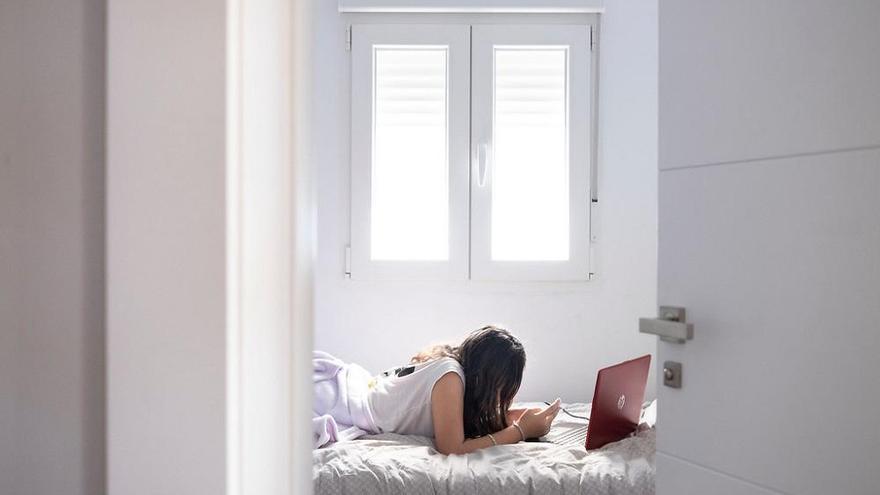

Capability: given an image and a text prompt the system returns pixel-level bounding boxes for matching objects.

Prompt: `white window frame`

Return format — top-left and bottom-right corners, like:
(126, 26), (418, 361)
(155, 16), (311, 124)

(470, 24), (592, 280)
(350, 24), (471, 280)
(349, 16), (597, 282)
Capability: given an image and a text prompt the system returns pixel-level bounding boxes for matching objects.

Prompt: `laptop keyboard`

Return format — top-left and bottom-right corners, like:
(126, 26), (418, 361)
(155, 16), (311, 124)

(543, 423), (589, 447)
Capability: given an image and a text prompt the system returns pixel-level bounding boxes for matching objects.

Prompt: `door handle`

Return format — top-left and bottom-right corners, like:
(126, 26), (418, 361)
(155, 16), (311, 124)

(639, 306), (694, 343)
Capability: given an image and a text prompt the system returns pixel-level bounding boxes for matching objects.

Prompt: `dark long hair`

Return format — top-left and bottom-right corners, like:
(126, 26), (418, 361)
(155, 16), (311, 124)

(411, 326), (526, 438)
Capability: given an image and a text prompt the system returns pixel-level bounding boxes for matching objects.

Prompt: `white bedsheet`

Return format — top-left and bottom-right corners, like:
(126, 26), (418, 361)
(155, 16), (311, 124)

(313, 402), (655, 495)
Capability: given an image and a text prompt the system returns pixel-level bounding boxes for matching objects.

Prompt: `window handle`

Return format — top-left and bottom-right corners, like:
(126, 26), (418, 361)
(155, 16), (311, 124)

(476, 143), (491, 188)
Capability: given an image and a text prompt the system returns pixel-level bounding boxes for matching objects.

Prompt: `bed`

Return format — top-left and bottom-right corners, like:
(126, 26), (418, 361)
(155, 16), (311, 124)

(313, 402), (656, 495)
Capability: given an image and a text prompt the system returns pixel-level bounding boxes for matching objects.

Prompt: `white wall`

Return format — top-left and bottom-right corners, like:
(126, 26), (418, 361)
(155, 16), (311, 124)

(107, 1), (228, 493)
(108, 1), (315, 494)
(0, 1), (106, 494)
(313, 0), (658, 401)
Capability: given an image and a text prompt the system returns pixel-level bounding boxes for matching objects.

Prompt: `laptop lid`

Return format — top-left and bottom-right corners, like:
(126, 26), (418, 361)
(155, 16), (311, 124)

(585, 354), (651, 450)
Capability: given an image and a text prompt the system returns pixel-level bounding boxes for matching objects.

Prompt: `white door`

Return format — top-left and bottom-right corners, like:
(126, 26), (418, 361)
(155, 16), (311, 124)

(655, 1), (880, 494)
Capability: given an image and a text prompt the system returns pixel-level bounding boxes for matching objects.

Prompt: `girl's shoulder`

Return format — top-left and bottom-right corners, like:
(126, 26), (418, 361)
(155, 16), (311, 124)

(426, 356), (462, 368)
(424, 356), (465, 381)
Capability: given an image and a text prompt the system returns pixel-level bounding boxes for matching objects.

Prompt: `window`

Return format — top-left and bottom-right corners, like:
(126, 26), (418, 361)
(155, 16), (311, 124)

(371, 47), (449, 261)
(351, 22), (593, 281)
(351, 24), (470, 280)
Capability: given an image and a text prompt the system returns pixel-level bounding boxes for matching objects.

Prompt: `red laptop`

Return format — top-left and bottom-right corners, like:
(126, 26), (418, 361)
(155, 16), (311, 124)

(544, 355), (651, 450)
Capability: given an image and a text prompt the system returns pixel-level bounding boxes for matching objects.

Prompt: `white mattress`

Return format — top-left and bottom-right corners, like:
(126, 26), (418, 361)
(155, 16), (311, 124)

(313, 402), (655, 495)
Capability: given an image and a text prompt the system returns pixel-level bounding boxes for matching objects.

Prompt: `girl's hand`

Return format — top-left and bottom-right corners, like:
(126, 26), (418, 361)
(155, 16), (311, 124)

(506, 408), (540, 424)
(514, 399), (561, 439)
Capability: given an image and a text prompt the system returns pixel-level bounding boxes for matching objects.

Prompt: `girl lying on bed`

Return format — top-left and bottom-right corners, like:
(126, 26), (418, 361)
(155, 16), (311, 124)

(313, 326), (561, 454)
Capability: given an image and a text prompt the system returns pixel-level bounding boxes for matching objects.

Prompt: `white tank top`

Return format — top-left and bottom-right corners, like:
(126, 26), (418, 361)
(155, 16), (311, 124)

(366, 357), (465, 437)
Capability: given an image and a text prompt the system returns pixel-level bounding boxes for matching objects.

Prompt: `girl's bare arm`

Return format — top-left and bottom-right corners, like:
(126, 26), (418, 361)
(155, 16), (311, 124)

(431, 373), (521, 455)
(431, 373), (560, 455)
